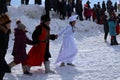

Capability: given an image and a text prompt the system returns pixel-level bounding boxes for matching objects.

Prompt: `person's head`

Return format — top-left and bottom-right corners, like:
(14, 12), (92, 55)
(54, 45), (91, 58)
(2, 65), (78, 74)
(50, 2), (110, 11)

(16, 20), (21, 25)
(94, 4), (96, 7)
(16, 20), (26, 31)
(104, 15), (108, 19)
(40, 14), (51, 26)
(84, 4), (88, 8)
(0, 14), (11, 29)
(109, 12), (116, 20)
(69, 15), (78, 26)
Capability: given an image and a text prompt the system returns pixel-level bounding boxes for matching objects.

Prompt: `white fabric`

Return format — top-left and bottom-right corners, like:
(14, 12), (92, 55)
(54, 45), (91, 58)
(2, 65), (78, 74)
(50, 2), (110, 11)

(69, 15), (78, 22)
(55, 25), (78, 64)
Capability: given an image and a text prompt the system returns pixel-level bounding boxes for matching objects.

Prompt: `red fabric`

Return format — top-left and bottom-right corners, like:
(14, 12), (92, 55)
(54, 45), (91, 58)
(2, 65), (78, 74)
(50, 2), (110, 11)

(116, 24), (120, 35)
(92, 9), (97, 21)
(84, 8), (92, 18)
(26, 43), (46, 66)
(26, 27), (48, 66)
(111, 36), (114, 40)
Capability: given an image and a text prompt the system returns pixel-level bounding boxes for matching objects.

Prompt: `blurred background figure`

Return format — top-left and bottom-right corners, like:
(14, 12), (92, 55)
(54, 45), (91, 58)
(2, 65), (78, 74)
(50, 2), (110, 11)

(7, 0), (11, 6)
(21, 0), (29, 5)
(35, 0), (41, 5)
(0, 0), (8, 15)
(75, 0), (83, 21)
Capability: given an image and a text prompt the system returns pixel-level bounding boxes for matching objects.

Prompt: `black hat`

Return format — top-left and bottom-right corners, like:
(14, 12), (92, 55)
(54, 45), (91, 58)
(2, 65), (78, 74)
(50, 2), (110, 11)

(41, 14), (50, 22)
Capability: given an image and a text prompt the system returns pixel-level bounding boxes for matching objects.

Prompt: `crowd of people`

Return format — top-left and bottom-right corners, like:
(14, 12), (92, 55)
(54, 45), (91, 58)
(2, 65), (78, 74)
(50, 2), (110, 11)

(0, 13), (79, 80)
(0, 0), (118, 20)
(0, 0), (120, 80)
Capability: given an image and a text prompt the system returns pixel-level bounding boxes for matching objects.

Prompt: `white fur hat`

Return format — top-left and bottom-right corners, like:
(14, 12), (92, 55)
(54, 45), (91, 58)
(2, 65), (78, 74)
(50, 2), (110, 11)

(69, 15), (78, 22)
(17, 23), (26, 30)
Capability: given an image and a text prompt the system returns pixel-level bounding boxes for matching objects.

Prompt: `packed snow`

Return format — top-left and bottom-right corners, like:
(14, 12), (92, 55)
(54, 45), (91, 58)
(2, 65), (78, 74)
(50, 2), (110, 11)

(3, 5), (120, 80)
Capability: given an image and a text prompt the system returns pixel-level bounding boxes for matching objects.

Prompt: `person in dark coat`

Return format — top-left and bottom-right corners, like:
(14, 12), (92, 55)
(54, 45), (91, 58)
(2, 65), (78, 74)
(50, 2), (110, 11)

(0, 14), (11, 80)
(92, 4), (97, 22)
(114, 2), (117, 12)
(35, 0), (41, 5)
(103, 15), (109, 42)
(21, 0), (29, 5)
(106, 0), (112, 14)
(75, 0), (83, 21)
(52, 0), (59, 12)
(86, 0), (91, 8)
(102, 1), (106, 12)
(66, 0), (73, 18)
(26, 14), (57, 74)
(58, 0), (66, 20)
(45, 0), (51, 15)
(9, 20), (34, 75)
(0, 0), (8, 15)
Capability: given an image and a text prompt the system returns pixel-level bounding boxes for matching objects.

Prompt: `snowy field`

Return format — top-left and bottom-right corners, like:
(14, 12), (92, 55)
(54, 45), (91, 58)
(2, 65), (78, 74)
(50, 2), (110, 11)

(3, 5), (120, 80)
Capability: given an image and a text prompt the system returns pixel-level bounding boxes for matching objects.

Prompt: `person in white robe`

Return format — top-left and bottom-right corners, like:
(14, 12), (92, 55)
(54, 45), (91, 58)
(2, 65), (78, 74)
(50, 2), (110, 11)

(55, 15), (78, 67)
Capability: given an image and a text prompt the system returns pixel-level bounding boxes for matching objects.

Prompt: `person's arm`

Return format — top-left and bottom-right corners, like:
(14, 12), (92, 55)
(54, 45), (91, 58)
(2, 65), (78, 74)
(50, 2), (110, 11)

(58, 26), (68, 37)
(49, 34), (57, 40)
(26, 36), (34, 45)
(32, 26), (42, 44)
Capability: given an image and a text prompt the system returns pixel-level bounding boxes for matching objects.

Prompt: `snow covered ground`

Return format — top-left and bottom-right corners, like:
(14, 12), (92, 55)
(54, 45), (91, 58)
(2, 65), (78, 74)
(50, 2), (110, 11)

(3, 5), (120, 80)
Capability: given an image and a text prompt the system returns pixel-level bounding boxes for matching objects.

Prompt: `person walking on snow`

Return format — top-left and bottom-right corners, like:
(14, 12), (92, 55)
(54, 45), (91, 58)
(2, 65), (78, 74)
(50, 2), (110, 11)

(26, 14), (57, 74)
(108, 12), (118, 45)
(55, 15), (78, 67)
(9, 20), (34, 75)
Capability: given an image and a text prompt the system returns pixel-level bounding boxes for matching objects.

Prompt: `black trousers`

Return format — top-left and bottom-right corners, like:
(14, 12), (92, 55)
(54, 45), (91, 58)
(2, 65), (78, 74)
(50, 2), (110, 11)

(21, 0), (29, 5)
(35, 0), (41, 5)
(0, 72), (5, 80)
(111, 36), (118, 45)
(104, 31), (109, 40)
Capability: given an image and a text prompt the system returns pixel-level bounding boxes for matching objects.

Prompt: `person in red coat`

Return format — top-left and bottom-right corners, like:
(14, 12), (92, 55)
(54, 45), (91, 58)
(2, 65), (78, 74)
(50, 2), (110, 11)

(26, 14), (57, 74)
(9, 20), (33, 75)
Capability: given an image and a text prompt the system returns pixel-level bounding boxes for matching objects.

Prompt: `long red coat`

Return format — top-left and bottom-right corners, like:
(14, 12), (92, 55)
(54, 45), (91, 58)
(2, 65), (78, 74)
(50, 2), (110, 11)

(26, 25), (49, 66)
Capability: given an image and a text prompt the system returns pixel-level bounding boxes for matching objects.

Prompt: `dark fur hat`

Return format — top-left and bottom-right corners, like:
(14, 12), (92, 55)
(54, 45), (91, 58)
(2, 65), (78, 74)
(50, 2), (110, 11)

(41, 14), (50, 22)
(0, 14), (11, 25)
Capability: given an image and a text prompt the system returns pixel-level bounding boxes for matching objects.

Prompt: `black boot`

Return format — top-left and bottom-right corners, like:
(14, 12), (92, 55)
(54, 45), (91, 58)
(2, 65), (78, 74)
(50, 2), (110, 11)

(67, 63), (75, 66)
(0, 72), (5, 80)
(24, 71), (32, 75)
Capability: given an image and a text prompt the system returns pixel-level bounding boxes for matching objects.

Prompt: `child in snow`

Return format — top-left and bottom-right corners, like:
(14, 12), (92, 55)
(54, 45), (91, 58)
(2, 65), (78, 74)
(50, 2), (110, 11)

(108, 12), (118, 45)
(9, 20), (34, 75)
(55, 15), (78, 67)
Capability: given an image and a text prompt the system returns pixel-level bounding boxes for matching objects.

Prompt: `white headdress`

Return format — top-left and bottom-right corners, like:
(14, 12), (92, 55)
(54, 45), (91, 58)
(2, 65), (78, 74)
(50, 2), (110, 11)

(69, 15), (78, 22)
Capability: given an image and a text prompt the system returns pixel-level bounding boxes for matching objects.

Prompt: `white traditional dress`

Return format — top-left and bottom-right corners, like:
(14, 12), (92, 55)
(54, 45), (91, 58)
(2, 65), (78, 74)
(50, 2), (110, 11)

(55, 24), (78, 64)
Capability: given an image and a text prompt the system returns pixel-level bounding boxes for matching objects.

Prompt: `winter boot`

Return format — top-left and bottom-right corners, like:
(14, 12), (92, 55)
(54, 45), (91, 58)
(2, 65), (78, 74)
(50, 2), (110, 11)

(22, 65), (32, 76)
(67, 63), (75, 66)
(0, 72), (5, 80)
(44, 61), (55, 74)
(60, 62), (65, 67)
(111, 37), (115, 45)
(8, 61), (16, 68)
